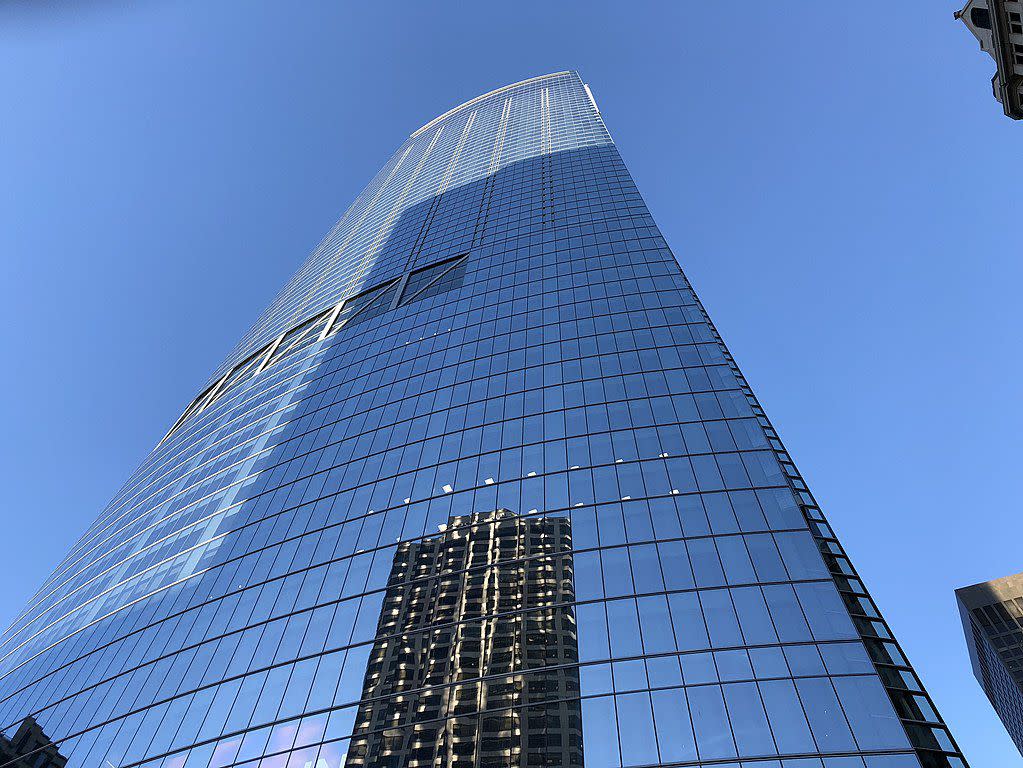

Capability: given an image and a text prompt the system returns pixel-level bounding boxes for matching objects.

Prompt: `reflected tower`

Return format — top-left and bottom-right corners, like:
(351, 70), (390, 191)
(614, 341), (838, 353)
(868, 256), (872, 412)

(0, 72), (969, 768)
(0, 717), (66, 768)
(346, 510), (581, 768)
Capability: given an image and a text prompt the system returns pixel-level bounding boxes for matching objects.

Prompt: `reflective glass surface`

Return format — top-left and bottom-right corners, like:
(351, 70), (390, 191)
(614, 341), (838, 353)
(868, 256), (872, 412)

(0, 72), (968, 768)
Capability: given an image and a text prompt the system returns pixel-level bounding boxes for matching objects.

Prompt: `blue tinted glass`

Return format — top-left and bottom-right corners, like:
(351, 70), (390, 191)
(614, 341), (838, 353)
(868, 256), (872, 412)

(0, 71), (963, 768)
(722, 681), (776, 755)
(687, 685), (738, 759)
(650, 688), (698, 762)
(616, 693), (659, 766)
(759, 679), (817, 753)
(832, 676), (912, 750)
(582, 696), (620, 768)
(796, 678), (857, 751)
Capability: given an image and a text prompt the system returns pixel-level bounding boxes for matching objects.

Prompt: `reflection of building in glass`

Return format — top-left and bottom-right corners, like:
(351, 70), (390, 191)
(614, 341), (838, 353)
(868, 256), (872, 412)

(347, 510), (582, 768)
(956, 573), (1023, 755)
(0, 717), (66, 768)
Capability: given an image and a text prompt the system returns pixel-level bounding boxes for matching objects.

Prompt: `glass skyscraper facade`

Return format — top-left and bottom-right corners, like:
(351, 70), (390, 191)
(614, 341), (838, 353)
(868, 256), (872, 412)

(0, 72), (969, 768)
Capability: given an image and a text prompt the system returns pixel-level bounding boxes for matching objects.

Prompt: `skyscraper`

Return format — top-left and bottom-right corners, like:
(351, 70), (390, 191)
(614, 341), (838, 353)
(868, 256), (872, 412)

(956, 573), (1023, 755)
(0, 72), (969, 768)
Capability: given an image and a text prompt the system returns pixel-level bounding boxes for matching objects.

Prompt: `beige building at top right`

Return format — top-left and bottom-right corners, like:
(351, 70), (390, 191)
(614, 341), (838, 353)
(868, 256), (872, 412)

(956, 0), (1023, 119)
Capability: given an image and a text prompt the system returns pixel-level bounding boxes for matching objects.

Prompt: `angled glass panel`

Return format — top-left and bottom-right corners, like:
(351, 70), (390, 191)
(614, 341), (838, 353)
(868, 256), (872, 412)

(401, 253), (469, 306)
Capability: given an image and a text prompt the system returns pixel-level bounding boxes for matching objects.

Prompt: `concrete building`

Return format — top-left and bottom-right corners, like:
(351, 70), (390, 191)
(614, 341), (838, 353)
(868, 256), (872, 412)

(956, 0), (1023, 118)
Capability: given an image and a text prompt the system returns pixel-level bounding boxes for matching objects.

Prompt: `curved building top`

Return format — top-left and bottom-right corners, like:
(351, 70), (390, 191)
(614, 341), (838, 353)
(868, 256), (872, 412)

(0, 72), (613, 666)
(205, 70), (610, 389)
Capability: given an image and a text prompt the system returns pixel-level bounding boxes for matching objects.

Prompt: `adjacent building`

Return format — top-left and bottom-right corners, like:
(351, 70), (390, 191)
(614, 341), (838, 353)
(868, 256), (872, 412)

(956, 573), (1023, 754)
(0, 72), (970, 768)
(956, 0), (1023, 119)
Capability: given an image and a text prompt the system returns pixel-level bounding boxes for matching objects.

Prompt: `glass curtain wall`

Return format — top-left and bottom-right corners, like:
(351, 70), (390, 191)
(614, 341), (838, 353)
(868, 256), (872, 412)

(0, 72), (969, 768)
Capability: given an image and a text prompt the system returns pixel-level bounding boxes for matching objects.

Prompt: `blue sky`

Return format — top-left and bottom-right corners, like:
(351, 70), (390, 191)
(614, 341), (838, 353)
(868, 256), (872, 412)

(1, 2), (1019, 764)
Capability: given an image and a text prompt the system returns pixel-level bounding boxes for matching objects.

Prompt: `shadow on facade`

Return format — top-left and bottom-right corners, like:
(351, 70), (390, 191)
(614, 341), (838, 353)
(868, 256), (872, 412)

(6, 144), (619, 768)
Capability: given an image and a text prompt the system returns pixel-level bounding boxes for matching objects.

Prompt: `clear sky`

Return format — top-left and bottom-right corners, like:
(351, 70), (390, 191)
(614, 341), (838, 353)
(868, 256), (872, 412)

(0, 2), (1019, 764)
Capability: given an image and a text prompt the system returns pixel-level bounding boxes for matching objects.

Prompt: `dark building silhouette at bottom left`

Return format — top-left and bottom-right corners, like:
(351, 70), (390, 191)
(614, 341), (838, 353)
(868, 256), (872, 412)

(0, 717), (67, 768)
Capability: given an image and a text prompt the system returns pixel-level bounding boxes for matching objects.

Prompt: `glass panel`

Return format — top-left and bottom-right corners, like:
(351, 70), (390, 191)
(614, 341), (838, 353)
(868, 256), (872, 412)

(722, 681), (776, 755)
(582, 696), (620, 768)
(795, 678), (857, 752)
(832, 676), (912, 750)
(687, 685), (737, 759)
(758, 679), (817, 754)
(615, 692), (658, 766)
(650, 688), (698, 762)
